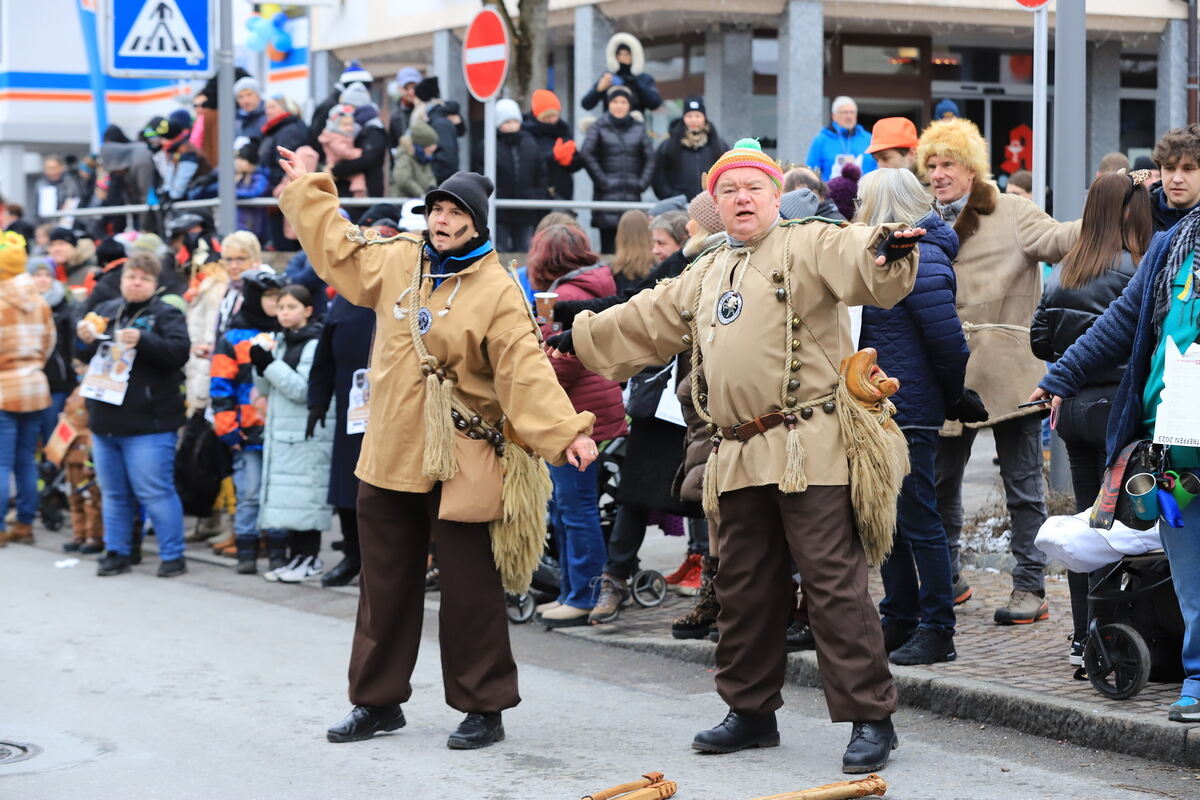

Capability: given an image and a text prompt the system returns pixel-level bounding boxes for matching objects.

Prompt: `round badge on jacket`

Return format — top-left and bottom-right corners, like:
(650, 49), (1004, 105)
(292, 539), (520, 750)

(716, 290), (743, 325)
(417, 307), (433, 335)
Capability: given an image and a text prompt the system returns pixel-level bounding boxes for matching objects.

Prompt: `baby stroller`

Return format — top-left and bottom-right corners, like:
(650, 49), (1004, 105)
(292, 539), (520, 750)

(1083, 551), (1185, 699)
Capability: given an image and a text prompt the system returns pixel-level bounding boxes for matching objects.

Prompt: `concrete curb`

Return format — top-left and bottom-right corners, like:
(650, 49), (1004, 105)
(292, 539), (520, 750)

(553, 626), (1200, 768)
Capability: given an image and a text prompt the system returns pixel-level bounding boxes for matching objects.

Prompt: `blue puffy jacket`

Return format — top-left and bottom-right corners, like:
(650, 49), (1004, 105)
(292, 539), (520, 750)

(805, 123), (878, 181)
(859, 212), (969, 429)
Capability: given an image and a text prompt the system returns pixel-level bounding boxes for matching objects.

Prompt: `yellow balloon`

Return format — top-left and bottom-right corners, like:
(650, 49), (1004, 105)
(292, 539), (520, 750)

(260, 3), (283, 17)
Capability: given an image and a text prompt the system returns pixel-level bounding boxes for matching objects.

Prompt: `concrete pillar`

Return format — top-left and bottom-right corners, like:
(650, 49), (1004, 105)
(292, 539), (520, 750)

(1158, 19), (1188, 136)
(433, 29), (469, 173)
(0, 144), (28, 212)
(1086, 42), (1121, 171)
(777, 0), (824, 164)
(573, 4), (612, 236)
(704, 26), (754, 143)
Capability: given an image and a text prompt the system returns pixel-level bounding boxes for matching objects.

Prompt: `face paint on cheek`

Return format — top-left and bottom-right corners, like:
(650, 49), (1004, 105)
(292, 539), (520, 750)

(454, 225), (469, 239)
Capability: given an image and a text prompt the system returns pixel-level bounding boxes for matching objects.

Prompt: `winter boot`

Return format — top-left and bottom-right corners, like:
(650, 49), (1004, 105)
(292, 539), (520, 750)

(672, 556), (720, 639)
(4, 521), (34, 544)
(588, 574), (629, 625)
(993, 590), (1049, 625)
(888, 627), (956, 665)
(235, 536), (259, 575)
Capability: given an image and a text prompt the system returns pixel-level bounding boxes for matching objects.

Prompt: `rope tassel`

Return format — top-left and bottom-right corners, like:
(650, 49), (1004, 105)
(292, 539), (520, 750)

(778, 421), (808, 494)
(421, 365), (458, 482)
(702, 444), (721, 518)
(490, 444), (553, 594)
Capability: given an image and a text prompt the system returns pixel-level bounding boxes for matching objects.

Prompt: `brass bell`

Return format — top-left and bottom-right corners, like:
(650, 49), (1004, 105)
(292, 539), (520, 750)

(790, 338), (800, 351)
(790, 359), (801, 372)
(705, 423), (717, 435)
(454, 418), (469, 431)
(450, 409), (462, 420)
(775, 288), (786, 302)
(681, 309), (694, 322)
(786, 396), (798, 408)
(467, 430), (482, 440)
(791, 316), (801, 329)
(698, 392), (708, 406)
(771, 270), (783, 283)
(784, 414), (797, 426)
(470, 415), (481, 427)
(682, 333), (693, 345)
(495, 445), (505, 457)
(823, 401), (836, 414)
(800, 407), (814, 420)
(788, 379), (800, 391)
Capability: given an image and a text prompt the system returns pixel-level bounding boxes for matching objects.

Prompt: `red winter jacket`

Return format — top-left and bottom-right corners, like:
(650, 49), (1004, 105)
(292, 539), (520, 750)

(539, 265), (627, 442)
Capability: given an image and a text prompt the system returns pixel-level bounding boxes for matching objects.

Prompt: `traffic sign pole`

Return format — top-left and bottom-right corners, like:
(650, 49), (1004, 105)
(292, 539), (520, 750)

(485, 100), (496, 239)
(216, 0), (235, 236)
(1032, 6), (1048, 208)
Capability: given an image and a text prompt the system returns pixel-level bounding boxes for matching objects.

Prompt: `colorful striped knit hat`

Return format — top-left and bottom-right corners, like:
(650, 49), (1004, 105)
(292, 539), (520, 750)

(706, 138), (784, 196)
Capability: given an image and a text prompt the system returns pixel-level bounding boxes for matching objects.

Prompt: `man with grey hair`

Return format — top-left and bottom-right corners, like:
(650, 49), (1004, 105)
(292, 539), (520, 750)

(806, 96), (877, 181)
(649, 210), (688, 262)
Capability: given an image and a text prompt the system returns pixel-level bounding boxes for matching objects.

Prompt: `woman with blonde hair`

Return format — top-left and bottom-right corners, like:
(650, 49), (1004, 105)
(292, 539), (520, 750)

(610, 209), (655, 292)
(854, 166), (976, 666)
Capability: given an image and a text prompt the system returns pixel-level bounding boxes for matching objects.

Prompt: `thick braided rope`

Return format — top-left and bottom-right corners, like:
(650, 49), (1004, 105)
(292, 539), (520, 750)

(687, 251), (719, 427)
(779, 226), (795, 409)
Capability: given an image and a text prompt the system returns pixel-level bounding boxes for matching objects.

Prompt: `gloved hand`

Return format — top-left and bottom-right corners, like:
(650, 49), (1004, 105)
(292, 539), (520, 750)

(249, 343), (274, 375)
(545, 330), (575, 355)
(945, 388), (989, 423)
(552, 299), (583, 330)
(876, 227), (926, 263)
(553, 138), (577, 167)
(305, 407), (327, 439)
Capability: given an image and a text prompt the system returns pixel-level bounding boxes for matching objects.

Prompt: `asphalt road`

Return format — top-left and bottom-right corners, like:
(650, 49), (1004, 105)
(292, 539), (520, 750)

(3, 541), (1198, 800)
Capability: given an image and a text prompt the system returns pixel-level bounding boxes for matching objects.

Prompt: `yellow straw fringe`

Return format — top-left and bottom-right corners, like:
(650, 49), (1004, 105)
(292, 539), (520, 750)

(778, 424), (808, 494)
(491, 445), (553, 594)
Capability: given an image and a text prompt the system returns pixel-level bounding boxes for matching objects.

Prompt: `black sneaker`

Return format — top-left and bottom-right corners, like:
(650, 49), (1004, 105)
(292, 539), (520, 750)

(63, 541), (82, 553)
(785, 620), (816, 652)
(1069, 636), (1085, 667)
(888, 627), (956, 666)
(157, 558), (188, 578)
(97, 551), (131, 577)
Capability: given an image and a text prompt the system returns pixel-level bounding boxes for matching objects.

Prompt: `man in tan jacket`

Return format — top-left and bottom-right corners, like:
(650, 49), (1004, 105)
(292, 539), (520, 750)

(917, 119), (1080, 625)
(549, 139), (923, 774)
(276, 149), (597, 751)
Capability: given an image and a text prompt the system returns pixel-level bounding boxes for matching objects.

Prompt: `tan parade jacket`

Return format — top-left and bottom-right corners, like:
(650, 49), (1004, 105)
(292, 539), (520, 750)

(573, 219), (917, 495)
(947, 181), (1080, 432)
(280, 173), (594, 493)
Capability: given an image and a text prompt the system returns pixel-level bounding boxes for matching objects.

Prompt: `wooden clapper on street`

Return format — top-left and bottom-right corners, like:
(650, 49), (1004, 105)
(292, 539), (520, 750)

(577, 772), (888, 800)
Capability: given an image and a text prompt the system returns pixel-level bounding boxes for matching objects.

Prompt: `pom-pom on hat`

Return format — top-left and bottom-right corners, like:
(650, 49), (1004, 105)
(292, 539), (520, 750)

(706, 138), (784, 196)
(826, 163), (861, 221)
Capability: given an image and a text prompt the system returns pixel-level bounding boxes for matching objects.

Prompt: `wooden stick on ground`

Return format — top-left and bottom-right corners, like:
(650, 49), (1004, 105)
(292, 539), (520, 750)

(748, 774), (888, 800)
(618, 781), (678, 800)
(581, 772), (667, 800)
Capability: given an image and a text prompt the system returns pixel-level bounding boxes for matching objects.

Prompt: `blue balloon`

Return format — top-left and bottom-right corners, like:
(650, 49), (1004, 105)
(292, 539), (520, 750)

(271, 30), (292, 53)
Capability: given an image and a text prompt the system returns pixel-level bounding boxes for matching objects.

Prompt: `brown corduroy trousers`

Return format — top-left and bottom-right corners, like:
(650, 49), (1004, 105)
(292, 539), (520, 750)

(348, 482), (521, 713)
(714, 484), (898, 723)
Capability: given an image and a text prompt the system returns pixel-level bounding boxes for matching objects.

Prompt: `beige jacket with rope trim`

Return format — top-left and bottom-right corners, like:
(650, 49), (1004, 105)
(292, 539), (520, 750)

(279, 173), (594, 494)
(572, 218), (917, 496)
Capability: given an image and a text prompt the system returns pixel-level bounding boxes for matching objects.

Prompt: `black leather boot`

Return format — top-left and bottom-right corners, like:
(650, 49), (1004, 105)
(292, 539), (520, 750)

(692, 710), (779, 753)
(235, 536), (259, 575)
(842, 718), (898, 773)
(321, 556), (361, 588)
(326, 704), (406, 743)
(447, 712), (505, 750)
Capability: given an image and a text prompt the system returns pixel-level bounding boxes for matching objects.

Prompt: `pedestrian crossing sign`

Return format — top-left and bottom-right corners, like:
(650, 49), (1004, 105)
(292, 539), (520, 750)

(102, 0), (214, 78)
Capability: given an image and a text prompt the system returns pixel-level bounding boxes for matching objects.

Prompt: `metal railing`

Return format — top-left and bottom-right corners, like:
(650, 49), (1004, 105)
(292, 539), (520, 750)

(47, 195), (655, 221)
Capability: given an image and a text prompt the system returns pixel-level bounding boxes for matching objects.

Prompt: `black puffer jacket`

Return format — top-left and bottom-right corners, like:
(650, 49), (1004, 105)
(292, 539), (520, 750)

(521, 115), (581, 201)
(76, 294), (191, 437)
(258, 113), (310, 191)
(579, 113), (655, 229)
(427, 104), (463, 185)
(496, 129), (549, 228)
(1031, 250), (1139, 386)
(652, 119), (727, 200)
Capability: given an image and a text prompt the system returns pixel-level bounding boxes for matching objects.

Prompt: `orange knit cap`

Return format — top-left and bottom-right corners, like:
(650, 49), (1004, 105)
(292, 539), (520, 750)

(532, 89), (561, 120)
(0, 231), (28, 281)
(706, 139), (784, 196)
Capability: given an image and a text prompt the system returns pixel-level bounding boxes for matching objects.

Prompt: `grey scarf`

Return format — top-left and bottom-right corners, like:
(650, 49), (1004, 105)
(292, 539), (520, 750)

(40, 279), (65, 308)
(1152, 206), (1200, 335)
(935, 193), (970, 223)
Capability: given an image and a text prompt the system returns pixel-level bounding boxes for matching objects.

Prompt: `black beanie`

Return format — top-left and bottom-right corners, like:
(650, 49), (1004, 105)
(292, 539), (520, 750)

(414, 76), (441, 103)
(683, 95), (706, 116)
(49, 227), (78, 247)
(420, 172), (494, 239)
(96, 237), (127, 267)
(360, 202), (402, 227)
(606, 85), (635, 104)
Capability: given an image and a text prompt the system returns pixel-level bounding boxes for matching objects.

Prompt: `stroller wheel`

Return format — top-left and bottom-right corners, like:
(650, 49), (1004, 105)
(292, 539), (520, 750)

(506, 593), (536, 624)
(1084, 623), (1151, 700)
(631, 569), (667, 608)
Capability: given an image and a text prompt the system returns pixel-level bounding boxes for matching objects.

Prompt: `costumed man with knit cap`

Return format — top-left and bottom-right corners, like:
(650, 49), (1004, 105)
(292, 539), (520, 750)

(548, 139), (924, 774)
(275, 147), (598, 751)
(916, 118), (1079, 625)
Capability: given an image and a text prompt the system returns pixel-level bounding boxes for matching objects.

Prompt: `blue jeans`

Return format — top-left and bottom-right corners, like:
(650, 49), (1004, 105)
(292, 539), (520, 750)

(0, 410), (42, 530)
(1161, 500), (1200, 699)
(38, 391), (68, 445)
(880, 429), (956, 633)
(231, 449), (263, 539)
(549, 460), (607, 609)
(92, 431), (184, 560)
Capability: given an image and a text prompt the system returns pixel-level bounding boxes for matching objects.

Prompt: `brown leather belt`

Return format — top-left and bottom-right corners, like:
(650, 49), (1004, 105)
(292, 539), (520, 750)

(720, 412), (789, 442)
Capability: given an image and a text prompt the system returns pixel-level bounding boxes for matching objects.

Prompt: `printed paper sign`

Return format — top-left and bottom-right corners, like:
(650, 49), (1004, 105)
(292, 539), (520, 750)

(1154, 338), (1200, 448)
(347, 368), (370, 435)
(81, 342), (136, 406)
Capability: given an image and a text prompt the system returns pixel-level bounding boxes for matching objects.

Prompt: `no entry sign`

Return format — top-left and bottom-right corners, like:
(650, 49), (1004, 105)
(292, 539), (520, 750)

(463, 8), (510, 102)
(1014, 0), (1052, 8)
